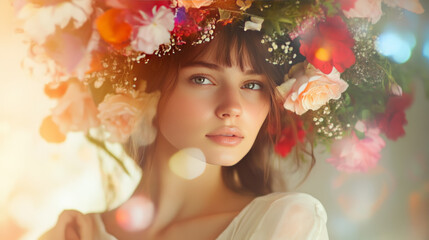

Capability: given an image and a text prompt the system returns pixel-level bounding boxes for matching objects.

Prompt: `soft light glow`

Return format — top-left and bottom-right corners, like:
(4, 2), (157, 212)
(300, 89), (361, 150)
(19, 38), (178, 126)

(168, 148), (206, 180)
(423, 39), (429, 61)
(376, 30), (415, 64)
(408, 183), (429, 240)
(315, 47), (331, 62)
(115, 195), (154, 232)
(331, 167), (394, 222)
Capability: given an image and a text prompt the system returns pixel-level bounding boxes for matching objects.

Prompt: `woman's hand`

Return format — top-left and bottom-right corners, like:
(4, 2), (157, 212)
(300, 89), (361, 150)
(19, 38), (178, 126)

(39, 210), (95, 240)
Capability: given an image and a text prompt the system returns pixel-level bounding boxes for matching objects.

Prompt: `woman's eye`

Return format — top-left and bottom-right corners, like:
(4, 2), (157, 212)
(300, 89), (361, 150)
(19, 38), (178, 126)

(243, 82), (263, 90)
(191, 76), (213, 85)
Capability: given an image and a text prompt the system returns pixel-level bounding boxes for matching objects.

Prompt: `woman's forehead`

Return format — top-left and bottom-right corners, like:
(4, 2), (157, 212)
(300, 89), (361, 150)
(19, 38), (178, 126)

(191, 38), (256, 71)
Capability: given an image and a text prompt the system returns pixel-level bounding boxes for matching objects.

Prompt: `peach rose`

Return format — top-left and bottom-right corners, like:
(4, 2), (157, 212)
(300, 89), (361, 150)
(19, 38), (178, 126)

(177, 0), (213, 9)
(278, 62), (348, 115)
(51, 80), (100, 134)
(98, 88), (160, 144)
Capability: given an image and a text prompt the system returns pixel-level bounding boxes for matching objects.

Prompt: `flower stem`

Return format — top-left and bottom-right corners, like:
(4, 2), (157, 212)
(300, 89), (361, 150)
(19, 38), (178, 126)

(86, 135), (130, 176)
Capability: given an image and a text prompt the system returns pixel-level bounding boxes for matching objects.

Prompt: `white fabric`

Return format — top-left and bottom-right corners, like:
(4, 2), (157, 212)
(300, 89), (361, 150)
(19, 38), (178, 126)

(39, 192), (328, 240)
(216, 192), (329, 240)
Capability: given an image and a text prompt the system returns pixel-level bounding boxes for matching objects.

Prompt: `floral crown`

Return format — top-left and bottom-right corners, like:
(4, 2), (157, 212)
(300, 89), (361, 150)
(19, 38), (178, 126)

(16, 0), (424, 173)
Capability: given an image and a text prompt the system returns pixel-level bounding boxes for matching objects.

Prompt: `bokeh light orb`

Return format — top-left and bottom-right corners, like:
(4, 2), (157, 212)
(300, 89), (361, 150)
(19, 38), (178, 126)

(115, 195), (155, 232)
(376, 30), (415, 64)
(168, 148), (206, 180)
(423, 39), (429, 61)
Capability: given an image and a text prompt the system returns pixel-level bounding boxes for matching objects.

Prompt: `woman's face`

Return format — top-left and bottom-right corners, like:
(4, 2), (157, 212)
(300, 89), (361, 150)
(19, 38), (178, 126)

(156, 52), (271, 166)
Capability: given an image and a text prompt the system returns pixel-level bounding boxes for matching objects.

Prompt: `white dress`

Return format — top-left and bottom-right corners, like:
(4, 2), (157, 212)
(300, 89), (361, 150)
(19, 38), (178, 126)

(39, 192), (328, 240)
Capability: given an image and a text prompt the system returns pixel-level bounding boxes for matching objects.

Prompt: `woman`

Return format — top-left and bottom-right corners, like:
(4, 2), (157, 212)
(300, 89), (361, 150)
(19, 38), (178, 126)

(24, 0), (419, 238)
(39, 18), (328, 240)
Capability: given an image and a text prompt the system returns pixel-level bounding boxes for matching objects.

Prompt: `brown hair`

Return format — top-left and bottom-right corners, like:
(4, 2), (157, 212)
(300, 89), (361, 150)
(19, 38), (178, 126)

(131, 23), (313, 196)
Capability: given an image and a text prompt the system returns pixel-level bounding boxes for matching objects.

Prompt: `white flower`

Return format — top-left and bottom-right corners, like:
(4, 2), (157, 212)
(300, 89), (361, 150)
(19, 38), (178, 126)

(131, 6), (175, 54)
(244, 16), (264, 31)
(131, 89), (160, 146)
(17, 0), (93, 44)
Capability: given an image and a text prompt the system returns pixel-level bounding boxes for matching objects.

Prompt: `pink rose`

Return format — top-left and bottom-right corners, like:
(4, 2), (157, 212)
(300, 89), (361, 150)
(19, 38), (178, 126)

(130, 6), (175, 54)
(278, 63), (348, 115)
(327, 122), (386, 172)
(51, 81), (100, 134)
(177, 0), (214, 9)
(343, 0), (383, 24)
(98, 92), (145, 143)
(343, 0), (424, 24)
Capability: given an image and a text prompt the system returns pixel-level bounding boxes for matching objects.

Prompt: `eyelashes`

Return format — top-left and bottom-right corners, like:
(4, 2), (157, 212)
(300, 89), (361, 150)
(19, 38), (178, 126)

(242, 82), (263, 90)
(190, 75), (213, 85)
(189, 75), (264, 90)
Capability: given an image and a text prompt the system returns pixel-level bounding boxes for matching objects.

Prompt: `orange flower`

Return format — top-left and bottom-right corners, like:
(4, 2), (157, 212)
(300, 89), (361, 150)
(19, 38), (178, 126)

(44, 81), (68, 99)
(96, 8), (132, 47)
(39, 116), (66, 143)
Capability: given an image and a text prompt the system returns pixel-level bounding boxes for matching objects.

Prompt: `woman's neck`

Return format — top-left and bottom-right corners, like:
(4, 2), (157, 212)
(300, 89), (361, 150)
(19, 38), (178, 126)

(136, 135), (248, 236)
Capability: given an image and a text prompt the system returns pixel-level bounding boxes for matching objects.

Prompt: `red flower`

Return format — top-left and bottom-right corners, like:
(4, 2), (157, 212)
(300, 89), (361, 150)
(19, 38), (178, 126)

(274, 119), (306, 158)
(377, 94), (413, 141)
(173, 8), (212, 45)
(336, 0), (357, 11)
(299, 16), (356, 74)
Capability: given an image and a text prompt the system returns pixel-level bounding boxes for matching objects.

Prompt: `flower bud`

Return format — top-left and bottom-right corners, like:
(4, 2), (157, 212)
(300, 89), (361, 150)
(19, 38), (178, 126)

(244, 16), (264, 31)
(390, 83), (403, 96)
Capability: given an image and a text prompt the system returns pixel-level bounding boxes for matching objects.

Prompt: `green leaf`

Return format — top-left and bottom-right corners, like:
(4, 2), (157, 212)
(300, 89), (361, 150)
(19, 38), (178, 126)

(218, 8), (231, 21)
(360, 109), (371, 120)
(355, 130), (366, 140)
(344, 93), (351, 106)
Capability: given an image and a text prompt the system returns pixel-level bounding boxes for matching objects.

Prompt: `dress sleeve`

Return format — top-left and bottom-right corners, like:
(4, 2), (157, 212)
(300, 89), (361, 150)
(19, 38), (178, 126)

(251, 193), (329, 240)
(38, 210), (117, 240)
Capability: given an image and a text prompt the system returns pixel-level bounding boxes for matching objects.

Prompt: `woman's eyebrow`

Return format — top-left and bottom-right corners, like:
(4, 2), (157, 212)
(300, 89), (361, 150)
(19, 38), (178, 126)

(181, 61), (261, 76)
(181, 61), (220, 70)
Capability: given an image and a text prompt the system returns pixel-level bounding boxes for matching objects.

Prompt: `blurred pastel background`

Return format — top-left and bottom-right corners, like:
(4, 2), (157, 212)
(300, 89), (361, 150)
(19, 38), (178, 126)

(1, 0), (428, 239)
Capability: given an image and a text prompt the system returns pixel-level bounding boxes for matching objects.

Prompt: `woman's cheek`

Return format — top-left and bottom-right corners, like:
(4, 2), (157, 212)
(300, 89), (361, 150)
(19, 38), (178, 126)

(158, 91), (210, 143)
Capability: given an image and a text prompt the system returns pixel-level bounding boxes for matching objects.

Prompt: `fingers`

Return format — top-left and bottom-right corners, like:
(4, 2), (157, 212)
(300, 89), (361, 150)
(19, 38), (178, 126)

(38, 210), (95, 240)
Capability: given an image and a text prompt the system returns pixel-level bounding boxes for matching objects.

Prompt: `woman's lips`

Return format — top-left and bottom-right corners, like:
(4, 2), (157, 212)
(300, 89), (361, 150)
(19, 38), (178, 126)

(205, 135), (244, 146)
(206, 127), (244, 146)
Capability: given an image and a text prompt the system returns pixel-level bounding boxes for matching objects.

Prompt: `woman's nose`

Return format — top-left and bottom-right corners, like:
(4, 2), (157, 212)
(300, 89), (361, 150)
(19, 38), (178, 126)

(215, 88), (242, 119)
